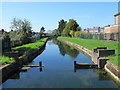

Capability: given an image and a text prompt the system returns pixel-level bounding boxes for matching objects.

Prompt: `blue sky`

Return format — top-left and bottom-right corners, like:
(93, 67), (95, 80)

(1, 2), (118, 32)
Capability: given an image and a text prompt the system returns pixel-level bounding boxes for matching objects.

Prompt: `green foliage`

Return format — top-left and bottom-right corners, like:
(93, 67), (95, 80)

(1, 38), (48, 65)
(2, 32), (11, 52)
(10, 18), (32, 44)
(10, 18), (32, 31)
(57, 19), (67, 35)
(13, 38), (48, 56)
(69, 30), (75, 37)
(73, 31), (86, 38)
(74, 31), (80, 37)
(58, 37), (120, 67)
(39, 27), (45, 37)
(63, 19), (79, 36)
(0, 55), (15, 65)
(9, 30), (20, 40)
(53, 40), (79, 58)
(52, 29), (58, 36)
(76, 26), (82, 31)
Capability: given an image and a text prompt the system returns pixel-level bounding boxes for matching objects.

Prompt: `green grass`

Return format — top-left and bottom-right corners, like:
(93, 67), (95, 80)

(58, 37), (120, 67)
(13, 38), (47, 54)
(0, 55), (15, 65)
(1, 38), (48, 65)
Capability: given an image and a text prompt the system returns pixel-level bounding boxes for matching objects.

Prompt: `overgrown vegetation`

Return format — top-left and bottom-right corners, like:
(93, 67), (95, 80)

(10, 18), (33, 44)
(58, 37), (120, 67)
(13, 38), (48, 57)
(0, 56), (15, 65)
(1, 38), (48, 65)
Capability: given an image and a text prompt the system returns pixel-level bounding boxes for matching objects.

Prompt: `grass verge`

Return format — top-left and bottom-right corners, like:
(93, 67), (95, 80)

(58, 37), (120, 67)
(0, 55), (15, 65)
(1, 38), (48, 65)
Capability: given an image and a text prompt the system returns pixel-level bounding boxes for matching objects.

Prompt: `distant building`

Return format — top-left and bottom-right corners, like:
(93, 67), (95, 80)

(104, 24), (120, 34)
(104, 12), (120, 41)
(114, 12), (120, 25)
(104, 12), (120, 34)
(84, 27), (104, 34)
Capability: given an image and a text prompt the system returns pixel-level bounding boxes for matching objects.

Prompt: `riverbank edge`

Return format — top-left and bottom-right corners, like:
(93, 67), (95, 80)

(1, 39), (48, 83)
(57, 38), (120, 84)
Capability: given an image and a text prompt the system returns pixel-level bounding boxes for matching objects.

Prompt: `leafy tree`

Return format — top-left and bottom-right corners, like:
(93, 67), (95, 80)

(76, 26), (82, 31)
(9, 30), (18, 40)
(2, 32), (11, 52)
(57, 19), (67, 35)
(10, 18), (32, 44)
(51, 29), (60, 36)
(69, 30), (75, 37)
(39, 27), (45, 37)
(1, 29), (5, 34)
(11, 18), (22, 31)
(63, 19), (79, 36)
(74, 31), (80, 37)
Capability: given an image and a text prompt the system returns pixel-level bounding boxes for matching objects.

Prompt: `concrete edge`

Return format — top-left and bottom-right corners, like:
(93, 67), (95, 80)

(57, 38), (120, 83)
(1, 38), (48, 83)
(105, 64), (120, 83)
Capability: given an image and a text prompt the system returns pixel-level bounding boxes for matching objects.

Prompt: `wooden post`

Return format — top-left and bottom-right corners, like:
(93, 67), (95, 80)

(40, 68), (42, 72)
(74, 61), (76, 72)
(39, 61), (42, 72)
(74, 61), (76, 65)
(39, 61), (42, 67)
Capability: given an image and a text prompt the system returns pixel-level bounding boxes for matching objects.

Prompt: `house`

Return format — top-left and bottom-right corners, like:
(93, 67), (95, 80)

(84, 27), (104, 34)
(104, 12), (120, 41)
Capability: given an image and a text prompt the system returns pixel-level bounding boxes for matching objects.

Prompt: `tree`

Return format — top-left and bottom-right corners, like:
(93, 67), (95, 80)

(10, 18), (32, 44)
(11, 18), (22, 31)
(69, 30), (75, 37)
(63, 19), (79, 36)
(1, 29), (5, 34)
(2, 32), (11, 52)
(57, 19), (67, 35)
(76, 26), (82, 31)
(74, 31), (80, 37)
(39, 27), (45, 37)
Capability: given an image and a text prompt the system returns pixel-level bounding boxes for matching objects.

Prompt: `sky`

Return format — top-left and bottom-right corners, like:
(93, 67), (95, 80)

(1, 2), (118, 32)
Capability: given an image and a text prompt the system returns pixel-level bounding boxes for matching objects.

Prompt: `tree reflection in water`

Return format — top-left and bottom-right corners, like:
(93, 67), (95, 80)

(53, 39), (79, 59)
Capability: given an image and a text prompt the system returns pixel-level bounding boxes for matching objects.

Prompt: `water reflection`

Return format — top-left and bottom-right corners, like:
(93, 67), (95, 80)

(74, 63), (111, 81)
(39, 68), (42, 72)
(8, 64), (115, 83)
(93, 69), (111, 80)
(53, 39), (79, 59)
(2, 39), (119, 88)
(8, 71), (20, 80)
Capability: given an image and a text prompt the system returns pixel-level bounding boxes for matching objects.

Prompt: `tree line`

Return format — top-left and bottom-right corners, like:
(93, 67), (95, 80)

(52, 19), (84, 37)
(1, 18), (46, 53)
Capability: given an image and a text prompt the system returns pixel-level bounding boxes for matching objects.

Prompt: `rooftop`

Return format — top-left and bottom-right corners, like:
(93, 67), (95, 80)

(114, 12), (120, 17)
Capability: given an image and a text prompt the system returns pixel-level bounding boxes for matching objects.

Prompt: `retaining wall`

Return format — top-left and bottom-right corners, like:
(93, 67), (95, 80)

(98, 49), (115, 57)
(58, 38), (120, 83)
(1, 43), (46, 83)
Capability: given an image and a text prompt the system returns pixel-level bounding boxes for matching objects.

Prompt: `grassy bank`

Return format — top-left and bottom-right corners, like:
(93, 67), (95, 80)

(1, 38), (48, 65)
(58, 37), (120, 67)
(0, 56), (15, 65)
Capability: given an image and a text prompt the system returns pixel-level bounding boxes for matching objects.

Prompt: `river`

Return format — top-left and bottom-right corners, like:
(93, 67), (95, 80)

(2, 39), (119, 88)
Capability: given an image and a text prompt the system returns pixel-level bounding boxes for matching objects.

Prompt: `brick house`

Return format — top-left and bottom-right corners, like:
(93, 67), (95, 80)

(104, 12), (120, 41)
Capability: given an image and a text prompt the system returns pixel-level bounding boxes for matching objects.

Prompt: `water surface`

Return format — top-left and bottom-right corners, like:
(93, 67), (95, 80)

(2, 39), (119, 88)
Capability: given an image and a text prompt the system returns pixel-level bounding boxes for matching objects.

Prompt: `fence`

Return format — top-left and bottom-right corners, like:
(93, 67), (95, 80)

(77, 32), (120, 42)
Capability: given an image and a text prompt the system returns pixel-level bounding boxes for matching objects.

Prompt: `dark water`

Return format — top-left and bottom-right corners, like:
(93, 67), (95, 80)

(2, 39), (119, 88)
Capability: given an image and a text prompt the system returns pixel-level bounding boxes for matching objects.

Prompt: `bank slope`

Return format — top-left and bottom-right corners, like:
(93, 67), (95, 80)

(58, 37), (120, 67)
(1, 38), (48, 65)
